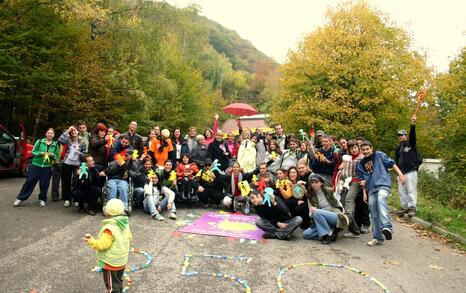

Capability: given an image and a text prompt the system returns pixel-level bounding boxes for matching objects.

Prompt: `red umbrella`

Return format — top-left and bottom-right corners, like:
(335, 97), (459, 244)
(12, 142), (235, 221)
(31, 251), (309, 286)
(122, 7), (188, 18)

(223, 103), (258, 116)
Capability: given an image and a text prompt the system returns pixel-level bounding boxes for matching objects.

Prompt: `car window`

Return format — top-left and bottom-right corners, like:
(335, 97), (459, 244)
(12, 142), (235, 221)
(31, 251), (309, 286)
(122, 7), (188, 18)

(0, 130), (14, 143)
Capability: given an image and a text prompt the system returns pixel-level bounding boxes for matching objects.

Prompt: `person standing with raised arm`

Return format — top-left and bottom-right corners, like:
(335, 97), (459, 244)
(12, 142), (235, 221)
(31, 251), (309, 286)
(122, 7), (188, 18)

(395, 114), (422, 218)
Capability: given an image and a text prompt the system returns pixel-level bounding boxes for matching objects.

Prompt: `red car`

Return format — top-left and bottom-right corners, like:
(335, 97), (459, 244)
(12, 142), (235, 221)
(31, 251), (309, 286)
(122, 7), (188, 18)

(0, 123), (33, 176)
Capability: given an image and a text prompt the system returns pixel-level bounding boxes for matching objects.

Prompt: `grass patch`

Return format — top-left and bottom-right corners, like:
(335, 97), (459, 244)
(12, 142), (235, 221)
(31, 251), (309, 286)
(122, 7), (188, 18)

(388, 193), (466, 240)
(388, 170), (466, 250)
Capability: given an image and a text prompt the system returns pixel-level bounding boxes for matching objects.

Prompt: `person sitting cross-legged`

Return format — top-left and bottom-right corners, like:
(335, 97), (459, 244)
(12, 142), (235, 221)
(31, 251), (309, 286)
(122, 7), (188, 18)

(250, 190), (302, 240)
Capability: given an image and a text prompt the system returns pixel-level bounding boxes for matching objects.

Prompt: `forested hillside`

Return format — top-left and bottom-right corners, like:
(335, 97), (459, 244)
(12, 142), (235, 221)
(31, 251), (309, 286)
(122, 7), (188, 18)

(0, 0), (276, 137)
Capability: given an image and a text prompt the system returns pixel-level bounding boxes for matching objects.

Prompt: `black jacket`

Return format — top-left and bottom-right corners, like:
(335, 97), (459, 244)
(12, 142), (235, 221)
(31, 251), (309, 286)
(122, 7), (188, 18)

(104, 159), (142, 180)
(207, 139), (231, 171)
(310, 146), (336, 176)
(123, 131), (144, 154)
(190, 144), (209, 168)
(73, 167), (102, 190)
(255, 197), (291, 227)
(395, 124), (422, 173)
(169, 138), (190, 163)
(88, 134), (107, 166)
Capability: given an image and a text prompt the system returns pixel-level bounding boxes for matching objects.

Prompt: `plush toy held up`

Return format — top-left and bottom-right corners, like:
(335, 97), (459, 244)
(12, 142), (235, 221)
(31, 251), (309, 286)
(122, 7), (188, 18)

(262, 187), (274, 207)
(210, 159), (222, 173)
(42, 152), (50, 164)
(79, 162), (88, 179)
(238, 181), (251, 197)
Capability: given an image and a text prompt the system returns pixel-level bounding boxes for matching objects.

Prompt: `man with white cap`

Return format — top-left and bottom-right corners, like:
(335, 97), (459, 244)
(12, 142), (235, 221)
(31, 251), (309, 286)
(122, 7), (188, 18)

(395, 114), (422, 218)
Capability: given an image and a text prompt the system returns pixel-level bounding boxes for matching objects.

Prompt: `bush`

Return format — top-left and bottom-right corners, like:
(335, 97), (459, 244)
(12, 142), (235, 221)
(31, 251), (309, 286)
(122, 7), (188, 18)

(418, 170), (466, 209)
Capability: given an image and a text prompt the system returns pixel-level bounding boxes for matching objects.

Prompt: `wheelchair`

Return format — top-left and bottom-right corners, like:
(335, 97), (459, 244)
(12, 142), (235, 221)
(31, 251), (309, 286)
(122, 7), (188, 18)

(100, 176), (134, 214)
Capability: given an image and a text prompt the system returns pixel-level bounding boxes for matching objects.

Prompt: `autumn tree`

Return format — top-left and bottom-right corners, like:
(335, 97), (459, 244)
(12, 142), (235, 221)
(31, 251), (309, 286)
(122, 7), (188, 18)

(433, 47), (466, 175)
(270, 1), (431, 152)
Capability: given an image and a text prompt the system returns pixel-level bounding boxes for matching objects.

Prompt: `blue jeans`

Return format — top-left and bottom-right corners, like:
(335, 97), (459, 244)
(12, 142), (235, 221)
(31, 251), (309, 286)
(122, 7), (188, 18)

(143, 196), (176, 216)
(303, 209), (338, 240)
(106, 179), (129, 210)
(17, 165), (52, 202)
(368, 188), (392, 241)
(133, 187), (144, 209)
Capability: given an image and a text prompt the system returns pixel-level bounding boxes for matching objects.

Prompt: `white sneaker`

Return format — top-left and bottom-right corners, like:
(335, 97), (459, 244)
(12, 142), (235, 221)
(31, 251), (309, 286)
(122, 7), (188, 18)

(13, 199), (22, 207)
(343, 232), (360, 238)
(153, 213), (164, 221)
(64, 200), (71, 207)
(39, 200), (46, 207)
(367, 239), (384, 246)
(74, 201), (79, 207)
(168, 212), (177, 220)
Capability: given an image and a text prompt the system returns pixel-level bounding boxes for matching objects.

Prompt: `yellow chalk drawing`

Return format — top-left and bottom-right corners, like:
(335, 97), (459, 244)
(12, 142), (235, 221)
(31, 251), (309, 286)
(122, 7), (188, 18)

(217, 220), (257, 232)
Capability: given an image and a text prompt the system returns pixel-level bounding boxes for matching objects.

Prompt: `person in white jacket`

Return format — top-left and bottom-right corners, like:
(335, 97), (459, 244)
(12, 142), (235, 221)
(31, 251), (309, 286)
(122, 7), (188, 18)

(143, 172), (176, 220)
(237, 131), (257, 173)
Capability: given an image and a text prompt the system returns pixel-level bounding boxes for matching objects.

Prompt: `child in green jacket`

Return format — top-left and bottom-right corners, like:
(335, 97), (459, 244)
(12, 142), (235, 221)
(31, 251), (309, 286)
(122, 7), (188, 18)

(85, 199), (132, 293)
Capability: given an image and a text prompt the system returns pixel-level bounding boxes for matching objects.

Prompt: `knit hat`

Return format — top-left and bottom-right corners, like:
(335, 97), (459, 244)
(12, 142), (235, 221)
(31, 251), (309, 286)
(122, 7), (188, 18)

(103, 199), (125, 216)
(161, 129), (170, 138)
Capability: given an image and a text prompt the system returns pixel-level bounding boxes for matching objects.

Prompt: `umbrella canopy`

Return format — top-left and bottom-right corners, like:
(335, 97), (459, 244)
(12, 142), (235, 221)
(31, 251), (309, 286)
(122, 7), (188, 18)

(223, 103), (257, 116)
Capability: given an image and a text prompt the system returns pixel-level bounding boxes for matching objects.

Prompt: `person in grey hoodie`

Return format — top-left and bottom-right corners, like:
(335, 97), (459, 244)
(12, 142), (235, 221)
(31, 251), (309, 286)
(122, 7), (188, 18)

(59, 125), (87, 207)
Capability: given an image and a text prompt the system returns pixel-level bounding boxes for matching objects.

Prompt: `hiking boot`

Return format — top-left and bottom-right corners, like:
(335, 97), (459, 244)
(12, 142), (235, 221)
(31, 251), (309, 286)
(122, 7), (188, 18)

(168, 212), (177, 220)
(396, 208), (407, 217)
(382, 228), (393, 240)
(348, 218), (361, 236)
(321, 235), (332, 245)
(330, 228), (341, 242)
(360, 224), (370, 234)
(64, 200), (71, 207)
(153, 213), (164, 221)
(13, 199), (22, 207)
(337, 212), (349, 230)
(407, 207), (416, 218)
(262, 232), (276, 239)
(367, 239), (384, 246)
(39, 200), (46, 207)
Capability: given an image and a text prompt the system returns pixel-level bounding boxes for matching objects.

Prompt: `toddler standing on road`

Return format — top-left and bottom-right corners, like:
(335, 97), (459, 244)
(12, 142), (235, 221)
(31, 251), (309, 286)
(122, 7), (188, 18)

(84, 199), (132, 293)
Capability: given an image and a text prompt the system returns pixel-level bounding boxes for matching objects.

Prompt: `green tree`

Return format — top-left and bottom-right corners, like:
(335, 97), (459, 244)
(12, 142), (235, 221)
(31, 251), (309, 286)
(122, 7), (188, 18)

(270, 1), (431, 153)
(433, 47), (466, 175)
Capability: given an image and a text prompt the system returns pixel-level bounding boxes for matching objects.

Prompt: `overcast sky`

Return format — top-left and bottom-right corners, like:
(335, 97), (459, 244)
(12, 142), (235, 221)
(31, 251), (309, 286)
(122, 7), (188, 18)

(168, 0), (465, 72)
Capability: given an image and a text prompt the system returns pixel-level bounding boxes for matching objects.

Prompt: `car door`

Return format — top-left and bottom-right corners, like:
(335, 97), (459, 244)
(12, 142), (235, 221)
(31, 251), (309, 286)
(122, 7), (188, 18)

(0, 124), (18, 167)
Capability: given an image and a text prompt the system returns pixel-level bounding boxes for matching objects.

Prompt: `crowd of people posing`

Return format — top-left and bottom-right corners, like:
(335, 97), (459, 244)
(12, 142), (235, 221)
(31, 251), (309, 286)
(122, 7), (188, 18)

(13, 113), (422, 247)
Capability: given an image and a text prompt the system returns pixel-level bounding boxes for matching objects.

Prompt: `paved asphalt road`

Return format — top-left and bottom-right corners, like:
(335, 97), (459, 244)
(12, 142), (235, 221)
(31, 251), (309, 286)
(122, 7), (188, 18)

(0, 176), (465, 293)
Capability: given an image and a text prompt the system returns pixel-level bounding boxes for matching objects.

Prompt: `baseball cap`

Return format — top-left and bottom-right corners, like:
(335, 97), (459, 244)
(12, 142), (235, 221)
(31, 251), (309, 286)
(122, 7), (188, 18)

(309, 173), (325, 183)
(397, 129), (407, 136)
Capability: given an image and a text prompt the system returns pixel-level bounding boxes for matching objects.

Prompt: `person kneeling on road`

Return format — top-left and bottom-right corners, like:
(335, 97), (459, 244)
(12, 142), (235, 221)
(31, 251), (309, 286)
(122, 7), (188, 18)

(302, 174), (349, 245)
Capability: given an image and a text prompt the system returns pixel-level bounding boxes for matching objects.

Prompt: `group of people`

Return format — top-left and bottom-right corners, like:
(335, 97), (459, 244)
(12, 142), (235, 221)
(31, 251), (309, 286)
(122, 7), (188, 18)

(13, 113), (422, 247)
